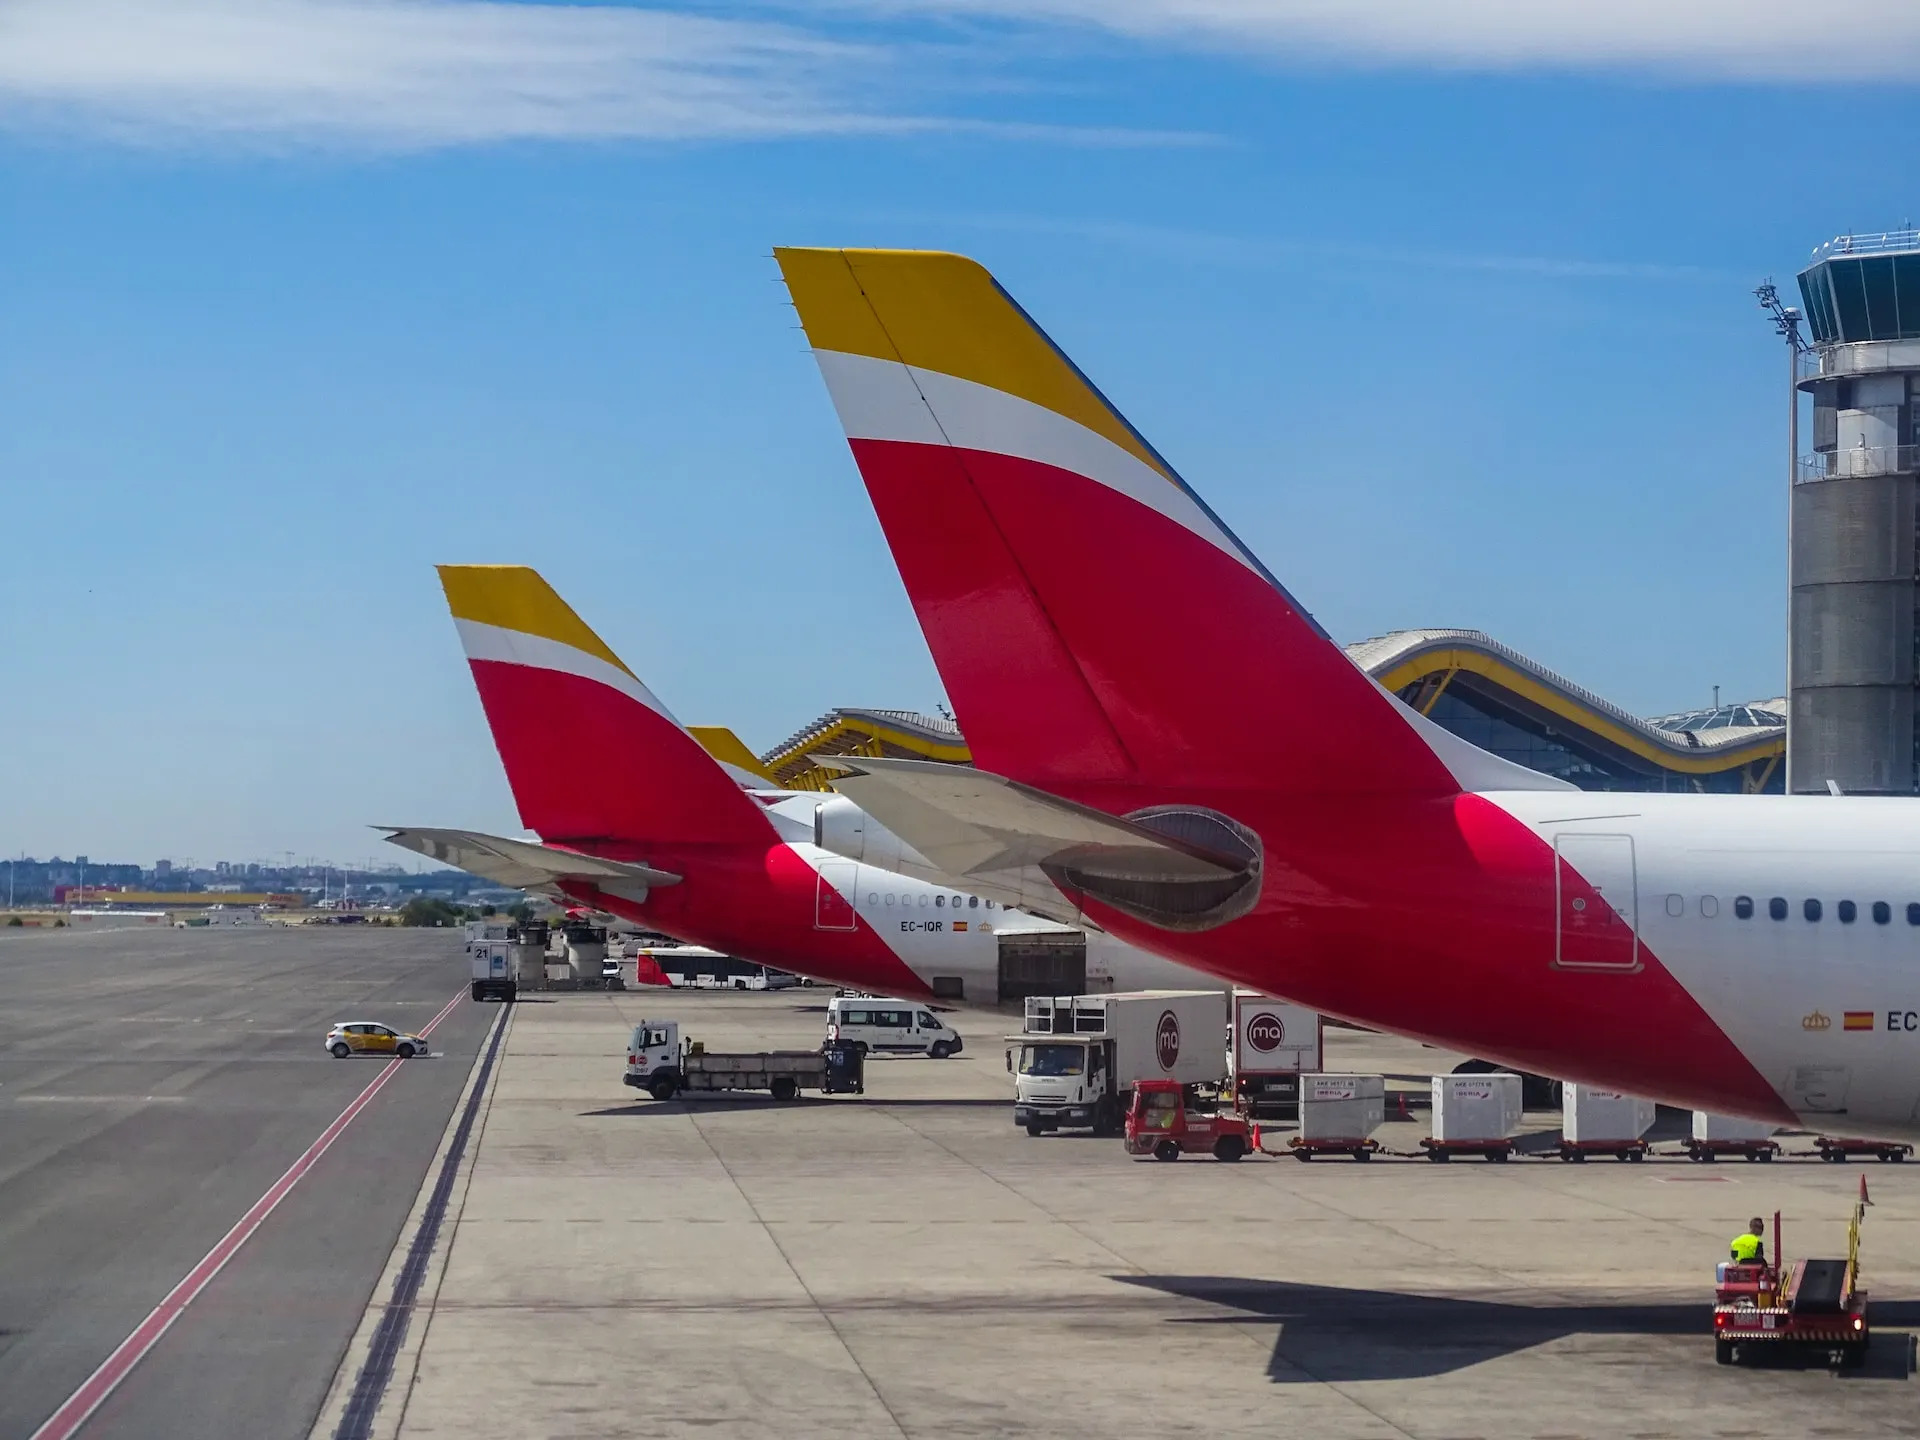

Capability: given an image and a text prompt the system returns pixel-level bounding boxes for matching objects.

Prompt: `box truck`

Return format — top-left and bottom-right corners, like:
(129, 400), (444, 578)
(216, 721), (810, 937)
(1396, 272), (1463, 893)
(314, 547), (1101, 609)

(1229, 992), (1323, 1119)
(1008, 990), (1226, 1137)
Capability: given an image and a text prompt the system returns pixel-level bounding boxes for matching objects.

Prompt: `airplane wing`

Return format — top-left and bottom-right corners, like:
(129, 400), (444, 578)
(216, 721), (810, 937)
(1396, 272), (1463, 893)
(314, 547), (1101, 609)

(378, 827), (681, 904)
(812, 756), (1256, 929)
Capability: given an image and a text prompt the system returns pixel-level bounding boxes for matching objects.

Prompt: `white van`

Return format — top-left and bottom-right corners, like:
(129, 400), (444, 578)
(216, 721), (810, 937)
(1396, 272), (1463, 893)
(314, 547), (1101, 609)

(826, 997), (963, 1058)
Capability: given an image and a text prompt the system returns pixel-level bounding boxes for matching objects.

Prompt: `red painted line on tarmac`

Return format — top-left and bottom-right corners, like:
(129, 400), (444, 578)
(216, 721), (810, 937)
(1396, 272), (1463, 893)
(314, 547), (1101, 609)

(29, 988), (468, 1440)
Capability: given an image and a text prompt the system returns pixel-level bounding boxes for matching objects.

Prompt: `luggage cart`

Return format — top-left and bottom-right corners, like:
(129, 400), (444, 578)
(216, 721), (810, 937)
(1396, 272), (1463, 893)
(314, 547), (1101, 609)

(1685, 1137), (1780, 1163)
(1281, 1134), (1380, 1162)
(1555, 1138), (1649, 1163)
(1421, 1137), (1512, 1163)
(1813, 1136), (1912, 1163)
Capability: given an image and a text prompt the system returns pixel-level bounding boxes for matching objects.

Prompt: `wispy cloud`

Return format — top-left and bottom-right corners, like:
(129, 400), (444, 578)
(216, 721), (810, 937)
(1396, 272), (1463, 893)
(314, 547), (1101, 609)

(850, 0), (1920, 82)
(859, 208), (1730, 285)
(0, 0), (929, 148)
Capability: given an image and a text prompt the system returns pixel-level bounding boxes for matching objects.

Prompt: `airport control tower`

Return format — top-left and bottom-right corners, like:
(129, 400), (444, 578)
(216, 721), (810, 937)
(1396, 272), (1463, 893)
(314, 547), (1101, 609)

(1792, 233), (1920, 794)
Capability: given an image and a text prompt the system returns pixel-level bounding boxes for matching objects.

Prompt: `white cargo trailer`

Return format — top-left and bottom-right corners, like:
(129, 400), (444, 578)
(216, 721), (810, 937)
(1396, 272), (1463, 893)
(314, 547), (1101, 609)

(1693, 1112), (1778, 1143)
(1685, 1111), (1782, 1162)
(1298, 1074), (1386, 1143)
(1229, 992), (1323, 1119)
(1428, 1072), (1523, 1159)
(1557, 1085), (1656, 1161)
(1009, 990), (1226, 1137)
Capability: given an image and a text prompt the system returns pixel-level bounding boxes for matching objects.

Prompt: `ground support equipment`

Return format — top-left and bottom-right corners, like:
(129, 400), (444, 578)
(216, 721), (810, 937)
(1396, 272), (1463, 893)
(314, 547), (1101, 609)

(1420, 1138), (1512, 1163)
(1555, 1139), (1648, 1163)
(1685, 1139), (1779, 1163)
(1812, 1137), (1913, 1163)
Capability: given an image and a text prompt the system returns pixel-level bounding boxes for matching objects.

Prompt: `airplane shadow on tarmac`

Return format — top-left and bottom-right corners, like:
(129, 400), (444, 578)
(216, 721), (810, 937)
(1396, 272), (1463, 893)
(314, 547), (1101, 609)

(1118, 1276), (1919, 1382)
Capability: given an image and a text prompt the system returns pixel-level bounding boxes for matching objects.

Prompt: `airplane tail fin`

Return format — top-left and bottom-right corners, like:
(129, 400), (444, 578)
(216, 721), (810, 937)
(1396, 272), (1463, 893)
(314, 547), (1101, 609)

(687, 725), (779, 787)
(776, 248), (1557, 796)
(438, 565), (774, 846)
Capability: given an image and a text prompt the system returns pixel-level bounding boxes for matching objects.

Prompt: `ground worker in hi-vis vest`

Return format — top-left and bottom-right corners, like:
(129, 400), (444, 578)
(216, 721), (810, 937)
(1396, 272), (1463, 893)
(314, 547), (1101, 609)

(1729, 1217), (1767, 1265)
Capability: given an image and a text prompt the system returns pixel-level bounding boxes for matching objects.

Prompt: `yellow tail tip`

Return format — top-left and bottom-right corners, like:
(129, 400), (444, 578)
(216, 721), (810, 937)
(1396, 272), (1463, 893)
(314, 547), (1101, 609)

(437, 564), (632, 676)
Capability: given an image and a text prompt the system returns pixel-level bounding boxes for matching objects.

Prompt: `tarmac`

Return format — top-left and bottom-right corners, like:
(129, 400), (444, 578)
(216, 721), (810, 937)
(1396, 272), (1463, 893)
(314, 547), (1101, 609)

(0, 924), (489, 1440)
(314, 982), (1920, 1440)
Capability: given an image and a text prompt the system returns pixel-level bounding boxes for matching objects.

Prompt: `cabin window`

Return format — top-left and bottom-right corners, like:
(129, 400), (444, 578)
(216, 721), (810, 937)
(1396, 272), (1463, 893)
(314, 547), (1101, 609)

(1908, 903), (1920, 926)
(1804, 898), (1823, 922)
(1838, 900), (1857, 924)
(1664, 894), (1684, 917)
(885, 894), (895, 906)
(1875, 901), (1892, 924)
(1768, 897), (1788, 921)
(1701, 896), (1719, 918)
(868, 893), (878, 907)
(1734, 895), (1754, 919)
(935, 895), (944, 907)
(969, 896), (979, 908)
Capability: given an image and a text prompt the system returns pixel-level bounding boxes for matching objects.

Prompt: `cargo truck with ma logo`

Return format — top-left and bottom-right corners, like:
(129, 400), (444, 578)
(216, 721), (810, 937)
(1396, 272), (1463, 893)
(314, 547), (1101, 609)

(1006, 991), (1226, 1137)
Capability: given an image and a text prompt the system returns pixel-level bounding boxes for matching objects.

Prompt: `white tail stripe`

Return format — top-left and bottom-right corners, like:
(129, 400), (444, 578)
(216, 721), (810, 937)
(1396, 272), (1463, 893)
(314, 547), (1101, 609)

(813, 348), (1261, 577)
(453, 618), (679, 724)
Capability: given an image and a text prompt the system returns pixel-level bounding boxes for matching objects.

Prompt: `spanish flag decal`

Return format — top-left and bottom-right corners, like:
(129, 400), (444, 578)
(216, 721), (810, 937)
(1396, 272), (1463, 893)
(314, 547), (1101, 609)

(1844, 1011), (1875, 1031)
(953, 922), (968, 933)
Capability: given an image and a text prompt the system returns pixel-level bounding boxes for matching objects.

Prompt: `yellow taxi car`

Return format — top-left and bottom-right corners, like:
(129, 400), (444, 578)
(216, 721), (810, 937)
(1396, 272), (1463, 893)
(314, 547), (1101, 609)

(325, 1021), (428, 1059)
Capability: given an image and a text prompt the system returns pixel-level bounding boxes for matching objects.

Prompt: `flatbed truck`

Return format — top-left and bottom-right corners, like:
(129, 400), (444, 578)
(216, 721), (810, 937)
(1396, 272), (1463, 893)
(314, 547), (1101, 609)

(623, 1019), (828, 1102)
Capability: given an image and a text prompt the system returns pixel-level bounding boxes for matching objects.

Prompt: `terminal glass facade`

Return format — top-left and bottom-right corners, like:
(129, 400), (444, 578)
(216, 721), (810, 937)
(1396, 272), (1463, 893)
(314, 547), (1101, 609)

(1421, 687), (1782, 794)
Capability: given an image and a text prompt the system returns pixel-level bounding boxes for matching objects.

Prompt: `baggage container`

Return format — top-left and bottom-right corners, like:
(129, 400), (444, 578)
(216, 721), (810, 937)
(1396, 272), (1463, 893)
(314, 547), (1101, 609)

(1693, 1112), (1778, 1143)
(1431, 1072), (1523, 1142)
(1563, 1085), (1656, 1144)
(1298, 1073), (1385, 1142)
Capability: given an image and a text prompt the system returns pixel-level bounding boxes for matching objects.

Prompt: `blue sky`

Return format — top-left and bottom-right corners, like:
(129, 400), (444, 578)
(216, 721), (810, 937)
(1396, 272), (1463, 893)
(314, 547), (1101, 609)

(4, 0), (1917, 865)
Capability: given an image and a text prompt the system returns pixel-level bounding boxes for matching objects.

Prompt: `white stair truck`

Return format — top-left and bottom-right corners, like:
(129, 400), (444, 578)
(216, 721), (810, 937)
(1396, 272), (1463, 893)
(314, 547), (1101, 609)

(1008, 990), (1225, 1137)
(1229, 992), (1323, 1119)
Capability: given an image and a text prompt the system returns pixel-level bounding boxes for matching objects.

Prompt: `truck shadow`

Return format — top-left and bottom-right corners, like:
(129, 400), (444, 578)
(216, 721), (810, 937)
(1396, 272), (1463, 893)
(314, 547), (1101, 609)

(1117, 1275), (1919, 1382)
(578, 1096), (1013, 1117)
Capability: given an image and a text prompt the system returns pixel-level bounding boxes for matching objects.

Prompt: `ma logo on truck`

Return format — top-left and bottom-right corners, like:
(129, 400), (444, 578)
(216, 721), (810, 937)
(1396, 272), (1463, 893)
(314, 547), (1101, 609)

(1247, 1012), (1285, 1053)
(1156, 1010), (1181, 1070)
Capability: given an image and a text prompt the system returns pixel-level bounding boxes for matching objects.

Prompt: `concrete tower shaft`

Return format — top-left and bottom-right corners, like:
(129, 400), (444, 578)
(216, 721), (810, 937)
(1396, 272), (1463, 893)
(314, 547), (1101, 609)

(1793, 232), (1920, 794)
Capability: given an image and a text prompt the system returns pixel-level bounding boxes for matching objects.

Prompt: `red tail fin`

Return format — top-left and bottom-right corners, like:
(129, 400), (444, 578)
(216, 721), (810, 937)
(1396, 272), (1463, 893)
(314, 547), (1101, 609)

(438, 565), (772, 846)
(776, 248), (1511, 797)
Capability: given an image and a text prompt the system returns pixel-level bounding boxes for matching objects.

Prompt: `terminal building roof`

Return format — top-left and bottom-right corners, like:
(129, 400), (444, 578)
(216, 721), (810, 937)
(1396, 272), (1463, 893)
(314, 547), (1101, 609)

(752, 629), (1784, 795)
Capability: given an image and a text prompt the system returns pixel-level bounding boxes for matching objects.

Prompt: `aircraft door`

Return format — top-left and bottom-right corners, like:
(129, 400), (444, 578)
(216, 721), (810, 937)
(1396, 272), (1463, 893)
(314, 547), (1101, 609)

(997, 933), (1088, 1003)
(814, 862), (858, 932)
(1553, 833), (1639, 971)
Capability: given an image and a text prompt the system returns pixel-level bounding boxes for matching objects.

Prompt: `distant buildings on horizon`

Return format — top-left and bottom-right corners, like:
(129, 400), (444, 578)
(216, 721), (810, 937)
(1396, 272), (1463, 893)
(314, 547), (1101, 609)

(1, 854), (494, 906)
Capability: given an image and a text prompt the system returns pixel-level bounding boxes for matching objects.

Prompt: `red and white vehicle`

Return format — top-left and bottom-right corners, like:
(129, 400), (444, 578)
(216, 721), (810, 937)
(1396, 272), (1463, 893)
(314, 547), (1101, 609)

(779, 246), (1920, 1141)
(385, 566), (1215, 1003)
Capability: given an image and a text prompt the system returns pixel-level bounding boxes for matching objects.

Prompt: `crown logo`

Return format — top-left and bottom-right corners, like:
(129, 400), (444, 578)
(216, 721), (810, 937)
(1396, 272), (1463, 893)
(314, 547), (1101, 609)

(1803, 1010), (1831, 1032)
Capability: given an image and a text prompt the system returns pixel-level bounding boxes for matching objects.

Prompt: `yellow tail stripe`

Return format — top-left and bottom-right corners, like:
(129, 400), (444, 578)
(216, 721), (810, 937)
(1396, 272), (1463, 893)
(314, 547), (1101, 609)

(437, 565), (633, 677)
(775, 247), (1172, 482)
(687, 726), (777, 783)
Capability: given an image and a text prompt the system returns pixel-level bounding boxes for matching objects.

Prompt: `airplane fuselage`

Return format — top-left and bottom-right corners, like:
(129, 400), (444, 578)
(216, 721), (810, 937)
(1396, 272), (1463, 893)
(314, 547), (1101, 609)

(1049, 786), (1920, 1138)
(565, 836), (1207, 1004)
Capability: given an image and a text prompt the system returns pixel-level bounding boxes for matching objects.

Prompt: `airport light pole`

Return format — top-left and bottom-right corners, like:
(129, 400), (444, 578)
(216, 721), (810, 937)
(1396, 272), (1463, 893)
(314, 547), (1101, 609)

(1756, 280), (1806, 794)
